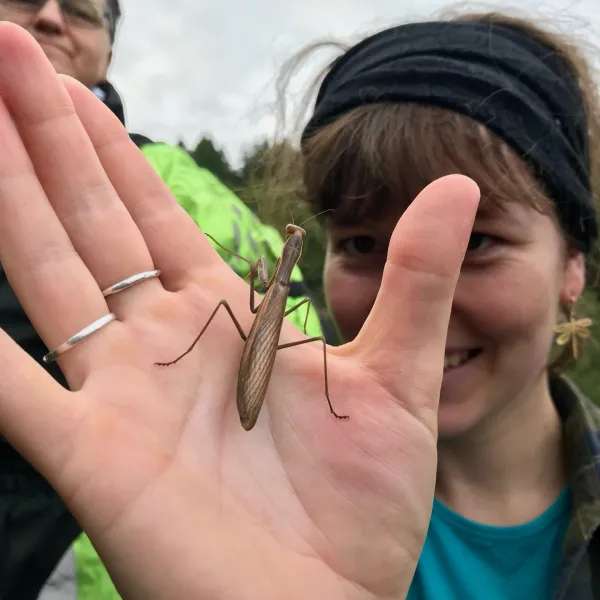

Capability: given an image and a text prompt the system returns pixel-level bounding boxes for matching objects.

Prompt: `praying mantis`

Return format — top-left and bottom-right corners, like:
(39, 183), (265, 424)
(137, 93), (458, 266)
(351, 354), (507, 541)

(156, 224), (349, 431)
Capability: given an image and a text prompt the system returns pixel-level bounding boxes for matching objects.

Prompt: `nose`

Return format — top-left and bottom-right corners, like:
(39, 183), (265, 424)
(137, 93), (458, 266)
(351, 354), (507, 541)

(32, 0), (67, 35)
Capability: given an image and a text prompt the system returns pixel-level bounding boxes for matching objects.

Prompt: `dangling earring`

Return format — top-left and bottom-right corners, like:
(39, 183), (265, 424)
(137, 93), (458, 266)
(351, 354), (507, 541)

(553, 300), (593, 360)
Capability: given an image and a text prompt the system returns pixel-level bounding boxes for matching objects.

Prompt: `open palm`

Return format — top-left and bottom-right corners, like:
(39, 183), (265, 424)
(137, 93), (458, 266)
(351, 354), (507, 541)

(0, 24), (480, 600)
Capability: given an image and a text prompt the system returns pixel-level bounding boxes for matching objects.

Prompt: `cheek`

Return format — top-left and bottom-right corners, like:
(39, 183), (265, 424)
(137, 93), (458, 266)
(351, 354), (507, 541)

(75, 34), (110, 68)
(0, 11), (30, 26)
(323, 259), (381, 342)
(458, 262), (558, 353)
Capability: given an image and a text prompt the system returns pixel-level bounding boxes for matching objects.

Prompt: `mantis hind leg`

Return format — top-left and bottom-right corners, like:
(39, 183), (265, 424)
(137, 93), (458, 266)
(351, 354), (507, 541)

(277, 336), (349, 421)
(155, 300), (247, 366)
(284, 297), (312, 335)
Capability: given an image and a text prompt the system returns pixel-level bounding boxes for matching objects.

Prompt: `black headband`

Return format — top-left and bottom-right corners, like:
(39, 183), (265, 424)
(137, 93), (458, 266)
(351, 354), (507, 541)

(302, 21), (598, 252)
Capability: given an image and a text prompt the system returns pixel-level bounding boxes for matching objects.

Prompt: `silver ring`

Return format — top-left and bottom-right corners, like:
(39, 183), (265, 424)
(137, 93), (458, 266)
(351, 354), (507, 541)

(102, 270), (161, 297)
(43, 313), (117, 364)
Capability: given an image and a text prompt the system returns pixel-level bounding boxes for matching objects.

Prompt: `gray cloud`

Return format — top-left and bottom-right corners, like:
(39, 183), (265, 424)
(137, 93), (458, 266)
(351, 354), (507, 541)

(110, 0), (600, 167)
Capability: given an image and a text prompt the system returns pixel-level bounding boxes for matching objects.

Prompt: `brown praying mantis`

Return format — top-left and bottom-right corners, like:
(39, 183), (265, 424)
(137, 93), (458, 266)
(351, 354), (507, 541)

(156, 224), (349, 431)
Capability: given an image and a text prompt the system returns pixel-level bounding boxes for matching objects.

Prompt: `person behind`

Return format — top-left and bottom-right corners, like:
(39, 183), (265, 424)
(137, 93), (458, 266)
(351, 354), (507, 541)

(279, 10), (600, 598)
(0, 8), (598, 600)
(0, 1), (322, 598)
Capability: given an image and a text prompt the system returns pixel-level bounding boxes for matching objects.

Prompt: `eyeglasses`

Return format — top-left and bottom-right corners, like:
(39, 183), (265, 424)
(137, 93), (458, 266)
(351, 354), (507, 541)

(1, 0), (113, 33)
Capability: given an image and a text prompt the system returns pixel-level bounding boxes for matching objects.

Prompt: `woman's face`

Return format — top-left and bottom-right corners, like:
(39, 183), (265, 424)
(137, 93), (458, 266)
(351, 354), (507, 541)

(324, 193), (585, 439)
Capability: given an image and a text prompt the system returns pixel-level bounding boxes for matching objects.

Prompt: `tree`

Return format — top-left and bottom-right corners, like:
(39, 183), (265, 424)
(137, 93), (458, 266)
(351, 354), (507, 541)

(189, 136), (241, 190)
(239, 140), (271, 185)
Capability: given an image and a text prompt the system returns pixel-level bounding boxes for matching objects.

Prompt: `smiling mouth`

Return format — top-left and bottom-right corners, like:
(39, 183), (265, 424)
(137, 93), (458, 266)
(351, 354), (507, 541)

(35, 38), (70, 56)
(444, 349), (481, 371)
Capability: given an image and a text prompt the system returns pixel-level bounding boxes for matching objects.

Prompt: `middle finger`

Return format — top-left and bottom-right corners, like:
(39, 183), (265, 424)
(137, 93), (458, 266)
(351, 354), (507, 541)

(0, 24), (161, 305)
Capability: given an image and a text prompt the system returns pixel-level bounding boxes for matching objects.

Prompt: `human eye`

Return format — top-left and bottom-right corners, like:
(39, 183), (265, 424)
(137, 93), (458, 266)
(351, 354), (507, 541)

(339, 235), (378, 255)
(64, 0), (103, 26)
(466, 232), (497, 253)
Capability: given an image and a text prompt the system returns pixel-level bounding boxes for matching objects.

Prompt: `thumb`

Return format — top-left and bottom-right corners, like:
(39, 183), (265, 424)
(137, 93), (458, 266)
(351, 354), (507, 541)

(351, 174), (480, 415)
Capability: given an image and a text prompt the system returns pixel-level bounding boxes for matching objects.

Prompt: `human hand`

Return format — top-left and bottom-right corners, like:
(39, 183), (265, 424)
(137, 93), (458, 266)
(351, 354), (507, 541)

(0, 24), (479, 600)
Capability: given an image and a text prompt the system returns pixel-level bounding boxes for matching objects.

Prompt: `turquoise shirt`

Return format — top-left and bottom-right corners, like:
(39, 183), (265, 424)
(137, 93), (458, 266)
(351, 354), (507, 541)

(407, 487), (572, 600)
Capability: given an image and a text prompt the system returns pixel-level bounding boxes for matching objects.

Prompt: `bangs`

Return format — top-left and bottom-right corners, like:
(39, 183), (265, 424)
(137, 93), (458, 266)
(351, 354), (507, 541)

(301, 103), (554, 226)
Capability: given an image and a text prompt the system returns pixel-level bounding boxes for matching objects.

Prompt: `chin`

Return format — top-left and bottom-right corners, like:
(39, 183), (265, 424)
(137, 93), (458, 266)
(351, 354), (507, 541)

(45, 57), (73, 78)
(436, 396), (488, 441)
(437, 421), (478, 441)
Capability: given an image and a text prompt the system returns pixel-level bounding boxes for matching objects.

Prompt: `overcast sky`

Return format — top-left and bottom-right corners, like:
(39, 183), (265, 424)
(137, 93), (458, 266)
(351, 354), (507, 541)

(109, 0), (600, 168)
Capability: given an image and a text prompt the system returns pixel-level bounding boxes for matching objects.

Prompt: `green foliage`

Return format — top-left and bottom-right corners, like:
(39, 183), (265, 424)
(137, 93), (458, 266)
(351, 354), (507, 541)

(239, 140), (270, 186)
(187, 136), (242, 190)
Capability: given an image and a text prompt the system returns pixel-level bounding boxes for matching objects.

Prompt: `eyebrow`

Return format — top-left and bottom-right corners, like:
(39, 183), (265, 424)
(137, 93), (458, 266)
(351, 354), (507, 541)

(475, 198), (509, 220)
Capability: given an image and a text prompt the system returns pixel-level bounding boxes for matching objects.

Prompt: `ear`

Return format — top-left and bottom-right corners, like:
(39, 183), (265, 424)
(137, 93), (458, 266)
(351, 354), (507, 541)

(559, 249), (586, 305)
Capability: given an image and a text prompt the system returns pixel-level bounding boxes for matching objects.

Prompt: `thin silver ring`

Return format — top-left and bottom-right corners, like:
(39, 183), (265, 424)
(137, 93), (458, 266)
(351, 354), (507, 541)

(43, 313), (117, 364)
(102, 269), (161, 297)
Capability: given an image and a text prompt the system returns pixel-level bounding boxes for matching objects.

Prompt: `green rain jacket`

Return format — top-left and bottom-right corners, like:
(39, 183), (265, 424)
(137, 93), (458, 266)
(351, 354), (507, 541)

(0, 81), (324, 600)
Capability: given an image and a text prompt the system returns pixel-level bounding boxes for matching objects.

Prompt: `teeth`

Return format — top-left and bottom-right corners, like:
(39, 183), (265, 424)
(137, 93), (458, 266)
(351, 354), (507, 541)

(444, 351), (471, 370)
